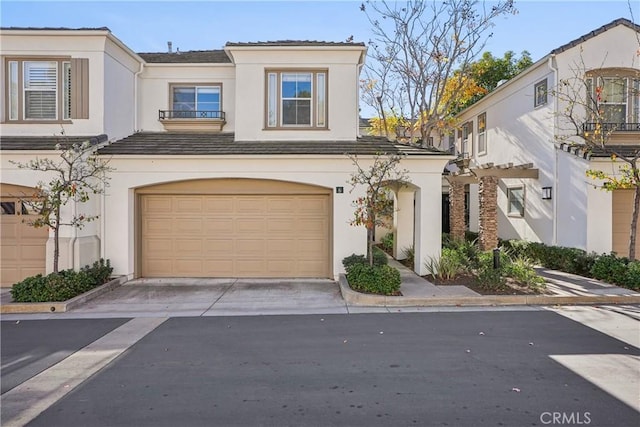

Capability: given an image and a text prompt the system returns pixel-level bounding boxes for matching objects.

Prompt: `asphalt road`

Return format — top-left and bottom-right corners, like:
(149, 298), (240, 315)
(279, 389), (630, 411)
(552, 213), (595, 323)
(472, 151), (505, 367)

(3, 311), (639, 427)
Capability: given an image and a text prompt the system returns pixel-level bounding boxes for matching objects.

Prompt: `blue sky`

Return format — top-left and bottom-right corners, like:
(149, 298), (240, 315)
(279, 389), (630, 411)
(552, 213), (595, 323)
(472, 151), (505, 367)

(1, 1), (636, 60)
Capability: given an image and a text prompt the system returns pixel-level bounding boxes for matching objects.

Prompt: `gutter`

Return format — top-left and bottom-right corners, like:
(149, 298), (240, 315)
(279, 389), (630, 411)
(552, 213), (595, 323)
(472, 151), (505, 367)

(549, 54), (559, 246)
(133, 61), (144, 131)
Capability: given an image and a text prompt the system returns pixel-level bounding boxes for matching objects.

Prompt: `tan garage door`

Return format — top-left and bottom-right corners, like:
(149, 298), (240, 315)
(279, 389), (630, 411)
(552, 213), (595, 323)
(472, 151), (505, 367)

(1, 184), (48, 287)
(612, 189), (640, 257)
(139, 179), (331, 278)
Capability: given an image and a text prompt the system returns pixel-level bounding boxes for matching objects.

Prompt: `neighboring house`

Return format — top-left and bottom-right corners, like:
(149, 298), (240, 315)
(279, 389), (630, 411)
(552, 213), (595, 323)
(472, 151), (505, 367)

(445, 18), (640, 256)
(0, 28), (452, 286)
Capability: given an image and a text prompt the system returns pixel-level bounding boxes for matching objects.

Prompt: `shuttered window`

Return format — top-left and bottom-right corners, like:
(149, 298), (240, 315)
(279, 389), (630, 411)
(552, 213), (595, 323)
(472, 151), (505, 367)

(24, 61), (58, 120)
(5, 58), (88, 122)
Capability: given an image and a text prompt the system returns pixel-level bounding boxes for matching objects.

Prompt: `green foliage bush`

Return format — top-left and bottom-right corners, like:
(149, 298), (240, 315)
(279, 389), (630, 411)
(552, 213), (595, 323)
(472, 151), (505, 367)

(402, 245), (415, 267)
(380, 233), (394, 253)
(424, 247), (468, 280)
(590, 254), (629, 285)
(342, 248), (387, 270)
(11, 259), (113, 303)
(621, 261), (640, 290)
(345, 263), (401, 296)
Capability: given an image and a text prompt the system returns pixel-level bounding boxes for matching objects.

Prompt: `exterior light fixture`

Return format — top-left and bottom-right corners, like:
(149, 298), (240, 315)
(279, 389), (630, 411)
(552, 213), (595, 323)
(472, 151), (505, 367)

(542, 186), (552, 200)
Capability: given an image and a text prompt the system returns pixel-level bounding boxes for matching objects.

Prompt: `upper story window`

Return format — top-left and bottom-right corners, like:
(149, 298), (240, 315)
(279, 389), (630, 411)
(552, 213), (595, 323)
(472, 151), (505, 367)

(534, 79), (547, 107)
(170, 84), (222, 119)
(461, 121), (472, 157)
(585, 70), (640, 131)
(266, 70), (327, 129)
(507, 186), (525, 217)
(5, 58), (88, 122)
(477, 113), (487, 155)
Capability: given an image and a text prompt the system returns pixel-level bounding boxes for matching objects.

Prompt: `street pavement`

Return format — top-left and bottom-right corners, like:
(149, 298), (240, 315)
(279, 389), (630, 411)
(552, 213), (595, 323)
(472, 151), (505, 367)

(2, 308), (639, 427)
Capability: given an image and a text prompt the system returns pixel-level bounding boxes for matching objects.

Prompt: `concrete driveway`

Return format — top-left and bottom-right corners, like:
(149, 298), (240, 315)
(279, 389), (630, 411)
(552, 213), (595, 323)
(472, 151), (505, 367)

(65, 278), (349, 317)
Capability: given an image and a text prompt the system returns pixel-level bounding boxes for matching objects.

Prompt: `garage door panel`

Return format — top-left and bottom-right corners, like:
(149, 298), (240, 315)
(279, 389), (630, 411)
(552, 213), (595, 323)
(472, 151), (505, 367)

(2, 245), (18, 261)
(144, 196), (172, 213)
(2, 222), (18, 238)
(22, 225), (47, 238)
(174, 218), (204, 235)
(141, 190), (330, 278)
(20, 244), (46, 261)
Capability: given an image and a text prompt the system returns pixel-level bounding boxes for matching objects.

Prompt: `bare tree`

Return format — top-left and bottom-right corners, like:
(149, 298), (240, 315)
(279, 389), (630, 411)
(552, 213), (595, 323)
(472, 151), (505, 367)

(348, 152), (410, 266)
(552, 56), (640, 260)
(11, 134), (113, 272)
(360, 0), (516, 145)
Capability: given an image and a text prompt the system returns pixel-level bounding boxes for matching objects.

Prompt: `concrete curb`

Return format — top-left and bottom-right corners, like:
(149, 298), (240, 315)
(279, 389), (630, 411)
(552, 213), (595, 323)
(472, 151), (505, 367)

(0, 276), (128, 314)
(338, 274), (640, 307)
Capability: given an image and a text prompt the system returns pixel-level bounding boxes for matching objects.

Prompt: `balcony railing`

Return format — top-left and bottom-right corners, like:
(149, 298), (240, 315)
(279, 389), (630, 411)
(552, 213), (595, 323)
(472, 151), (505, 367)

(159, 110), (225, 120)
(582, 122), (640, 132)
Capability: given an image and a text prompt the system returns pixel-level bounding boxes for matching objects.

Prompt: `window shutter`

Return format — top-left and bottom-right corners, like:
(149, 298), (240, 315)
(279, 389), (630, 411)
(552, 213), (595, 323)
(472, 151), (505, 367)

(70, 58), (89, 119)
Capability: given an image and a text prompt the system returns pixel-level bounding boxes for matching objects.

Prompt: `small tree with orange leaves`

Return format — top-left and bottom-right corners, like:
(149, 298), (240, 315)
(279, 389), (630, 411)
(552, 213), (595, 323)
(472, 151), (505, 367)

(348, 152), (409, 266)
(10, 133), (113, 272)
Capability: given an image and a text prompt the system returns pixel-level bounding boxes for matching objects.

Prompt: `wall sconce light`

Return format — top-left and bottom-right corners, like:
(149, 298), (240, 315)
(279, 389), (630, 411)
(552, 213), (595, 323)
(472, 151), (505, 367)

(542, 186), (552, 200)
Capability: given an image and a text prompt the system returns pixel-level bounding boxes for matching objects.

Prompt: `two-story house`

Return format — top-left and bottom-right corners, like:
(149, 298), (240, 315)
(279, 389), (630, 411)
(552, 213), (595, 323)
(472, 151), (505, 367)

(445, 18), (640, 257)
(1, 27), (452, 286)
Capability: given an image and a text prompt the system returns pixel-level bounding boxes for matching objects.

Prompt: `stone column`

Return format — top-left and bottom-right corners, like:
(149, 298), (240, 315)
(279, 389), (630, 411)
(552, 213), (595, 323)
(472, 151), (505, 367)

(478, 176), (499, 250)
(449, 180), (466, 242)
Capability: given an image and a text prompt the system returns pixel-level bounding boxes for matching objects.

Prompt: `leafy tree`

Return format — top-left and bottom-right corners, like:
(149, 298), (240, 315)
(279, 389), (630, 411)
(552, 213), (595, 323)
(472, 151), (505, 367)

(348, 152), (410, 266)
(360, 0), (516, 145)
(552, 60), (640, 260)
(11, 135), (113, 272)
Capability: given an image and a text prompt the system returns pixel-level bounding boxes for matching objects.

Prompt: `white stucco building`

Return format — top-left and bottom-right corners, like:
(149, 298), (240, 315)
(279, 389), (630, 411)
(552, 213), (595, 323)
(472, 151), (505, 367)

(446, 18), (639, 257)
(0, 28), (452, 286)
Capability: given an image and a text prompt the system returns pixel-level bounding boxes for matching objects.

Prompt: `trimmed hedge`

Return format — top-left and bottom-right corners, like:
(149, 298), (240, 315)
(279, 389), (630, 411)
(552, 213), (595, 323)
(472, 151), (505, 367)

(11, 259), (113, 302)
(343, 252), (400, 295)
(499, 239), (639, 290)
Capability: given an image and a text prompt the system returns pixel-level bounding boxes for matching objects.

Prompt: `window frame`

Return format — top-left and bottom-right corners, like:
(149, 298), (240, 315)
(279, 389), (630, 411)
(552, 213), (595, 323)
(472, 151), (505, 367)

(168, 83), (223, 119)
(265, 69), (328, 130)
(534, 79), (548, 108)
(477, 112), (487, 156)
(461, 121), (473, 157)
(587, 74), (639, 124)
(4, 57), (72, 123)
(507, 186), (525, 218)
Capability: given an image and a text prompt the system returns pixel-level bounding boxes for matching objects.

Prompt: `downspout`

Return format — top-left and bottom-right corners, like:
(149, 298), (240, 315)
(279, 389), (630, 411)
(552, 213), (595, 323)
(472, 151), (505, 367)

(356, 48), (366, 138)
(549, 54), (559, 246)
(133, 61), (144, 131)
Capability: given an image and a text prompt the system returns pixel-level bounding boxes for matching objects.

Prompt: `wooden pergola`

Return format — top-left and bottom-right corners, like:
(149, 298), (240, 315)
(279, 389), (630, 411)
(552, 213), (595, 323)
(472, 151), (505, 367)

(445, 162), (539, 250)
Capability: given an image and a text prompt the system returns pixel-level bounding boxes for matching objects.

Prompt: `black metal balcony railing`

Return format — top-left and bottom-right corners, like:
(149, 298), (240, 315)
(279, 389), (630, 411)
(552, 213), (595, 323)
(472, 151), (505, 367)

(582, 122), (640, 132)
(159, 110), (225, 120)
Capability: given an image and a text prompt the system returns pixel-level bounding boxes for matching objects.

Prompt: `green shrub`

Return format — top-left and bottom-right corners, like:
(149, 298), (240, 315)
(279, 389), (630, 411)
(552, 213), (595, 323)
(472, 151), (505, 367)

(475, 251), (507, 289)
(504, 256), (547, 292)
(346, 263), (401, 295)
(81, 258), (113, 285)
(11, 259), (113, 303)
(590, 253), (629, 285)
(621, 261), (640, 290)
(380, 233), (394, 253)
(424, 247), (467, 280)
(402, 245), (415, 267)
(342, 250), (387, 272)
(501, 240), (597, 276)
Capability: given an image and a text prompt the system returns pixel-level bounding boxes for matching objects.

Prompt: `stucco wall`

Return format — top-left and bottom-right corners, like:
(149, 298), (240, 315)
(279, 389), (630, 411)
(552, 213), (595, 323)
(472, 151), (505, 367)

(137, 64), (236, 132)
(103, 38), (139, 140)
(227, 48), (364, 141)
(101, 154), (448, 279)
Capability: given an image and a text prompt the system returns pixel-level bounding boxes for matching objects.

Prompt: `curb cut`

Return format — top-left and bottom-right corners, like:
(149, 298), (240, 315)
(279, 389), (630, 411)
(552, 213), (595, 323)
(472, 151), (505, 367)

(338, 274), (640, 307)
(0, 276), (128, 314)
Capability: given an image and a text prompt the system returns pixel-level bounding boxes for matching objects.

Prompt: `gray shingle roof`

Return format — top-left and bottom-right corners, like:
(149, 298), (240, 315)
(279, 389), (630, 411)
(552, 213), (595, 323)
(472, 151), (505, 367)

(138, 50), (231, 64)
(96, 133), (448, 156)
(225, 40), (365, 47)
(551, 18), (640, 54)
(0, 134), (109, 151)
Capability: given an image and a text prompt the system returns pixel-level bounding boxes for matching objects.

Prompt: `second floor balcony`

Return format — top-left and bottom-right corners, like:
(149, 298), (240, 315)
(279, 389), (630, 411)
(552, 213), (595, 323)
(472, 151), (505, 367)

(159, 110), (226, 132)
(582, 122), (640, 132)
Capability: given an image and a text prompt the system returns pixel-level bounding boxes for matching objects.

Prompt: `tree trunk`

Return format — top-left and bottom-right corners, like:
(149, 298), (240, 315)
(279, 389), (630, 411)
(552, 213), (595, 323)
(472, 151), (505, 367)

(367, 228), (375, 267)
(629, 185), (639, 261)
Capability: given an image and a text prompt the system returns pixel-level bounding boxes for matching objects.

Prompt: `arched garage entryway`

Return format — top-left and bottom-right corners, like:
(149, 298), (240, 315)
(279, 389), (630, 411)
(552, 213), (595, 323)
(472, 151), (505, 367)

(1, 183), (48, 286)
(136, 178), (332, 278)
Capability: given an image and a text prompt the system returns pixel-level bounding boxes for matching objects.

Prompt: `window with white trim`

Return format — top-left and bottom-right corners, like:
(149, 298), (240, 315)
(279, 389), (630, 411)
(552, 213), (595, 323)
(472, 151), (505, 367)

(5, 58), (88, 122)
(266, 70), (327, 128)
(587, 75), (640, 124)
(477, 112), (486, 155)
(462, 121), (472, 156)
(171, 85), (222, 118)
(534, 79), (547, 107)
(507, 187), (525, 217)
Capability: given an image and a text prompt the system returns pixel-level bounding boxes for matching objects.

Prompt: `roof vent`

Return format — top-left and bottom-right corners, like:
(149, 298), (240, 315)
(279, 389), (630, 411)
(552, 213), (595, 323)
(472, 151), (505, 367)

(167, 41), (172, 53)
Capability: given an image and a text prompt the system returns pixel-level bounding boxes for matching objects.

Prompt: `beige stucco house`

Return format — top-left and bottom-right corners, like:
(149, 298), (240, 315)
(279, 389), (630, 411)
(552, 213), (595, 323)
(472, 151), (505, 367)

(444, 18), (639, 257)
(0, 28), (452, 286)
